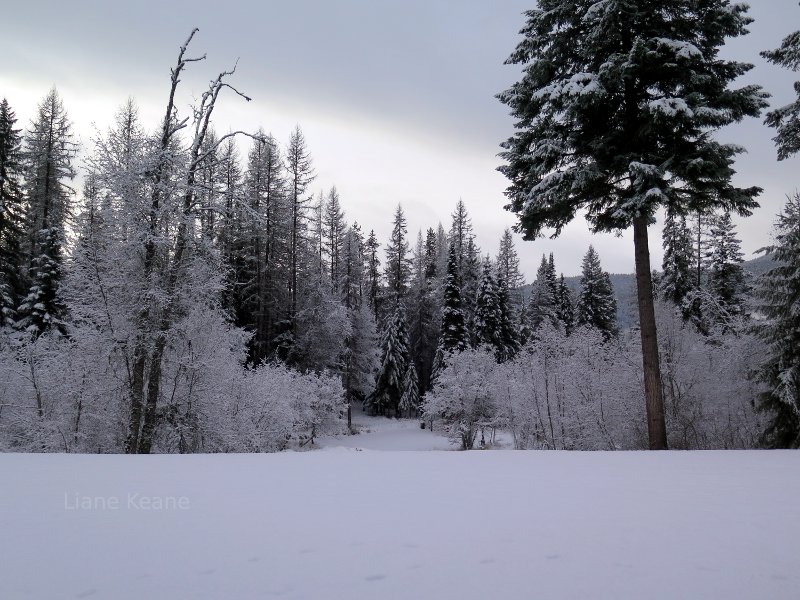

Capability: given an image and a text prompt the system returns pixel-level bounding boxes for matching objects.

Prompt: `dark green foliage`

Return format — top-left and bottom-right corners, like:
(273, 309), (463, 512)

(371, 306), (410, 417)
(555, 274), (575, 334)
(498, 1), (768, 235)
(753, 193), (800, 448)
(576, 246), (617, 337)
(438, 242), (469, 354)
(707, 212), (745, 319)
(660, 207), (694, 307)
(17, 228), (67, 336)
(762, 22), (800, 160)
(0, 98), (26, 325)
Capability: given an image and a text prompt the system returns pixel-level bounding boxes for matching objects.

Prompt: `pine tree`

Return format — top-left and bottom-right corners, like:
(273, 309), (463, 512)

(660, 207), (694, 307)
(475, 258), (502, 349)
(408, 230), (439, 392)
(23, 88), (76, 257)
(371, 306), (410, 417)
(497, 2), (767, 449)
(461, 236), (482, 342)
(496, 227), (525, 314)
(528, 254), (558, 330)
(495, 274), (520, 362)
(365, 229), (381, 321)
(17, 227), (67, 335)
(399, 360), (420, 418)
(555, 274), (576, 334)
(576, 246), (617, 338)
(284, 126), (314, 340)
(707, 211), (745, 321)
(0, 98), (25, 326)
(424, 227), (438, 280)
(20, 88), (76, 335)
(753, 193), (800, 448)
(762, 24), (800, 160)
(384, 204), (412, 303)
(242, 132), (287, 362)
(438, 242), (469, 354)
(324, 186), (347, 293)
(449, 199), (473, 277)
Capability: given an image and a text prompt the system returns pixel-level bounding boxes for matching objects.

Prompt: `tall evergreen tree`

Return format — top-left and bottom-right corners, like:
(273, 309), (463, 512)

(399, 360), (420, 418)
(371, 306), (410, 417)
(576, 246), (617, 338)
(497, 1), (767, 449)
(475, 258), (502, 350)
(555, 273), (576, 334)
(365, 229), (381, 321)
(19, 88), (76, 335)
(660, 207), (694, 307)
(496, 227), (525, 316)
(17, 227), (67, 335)
(284, 126), (314, 342)
(0, 98), (25, 325)
(23, 88), (76, 258)
(437, 242), (469, 354)
(408, 229), (439, 393)
(324, 186), (347, 293)
(753, 193), (800, 448)
(528, 254), (558, 330)
(495, 274), (521, 361)
(384, 204), (412, 304)
(449, 199), (473, 277)
(707, 211), (745, 320)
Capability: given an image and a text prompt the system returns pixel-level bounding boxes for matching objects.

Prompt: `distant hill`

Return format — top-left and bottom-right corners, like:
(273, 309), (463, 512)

(520, 254), (772, 330)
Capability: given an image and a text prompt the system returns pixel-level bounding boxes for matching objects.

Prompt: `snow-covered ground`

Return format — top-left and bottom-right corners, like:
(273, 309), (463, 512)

(1, 449), (798, 600)
(317, 406), (455, 451)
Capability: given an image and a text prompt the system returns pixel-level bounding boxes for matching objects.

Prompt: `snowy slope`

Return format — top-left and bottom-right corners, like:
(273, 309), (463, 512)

(1, 451), (798, 600)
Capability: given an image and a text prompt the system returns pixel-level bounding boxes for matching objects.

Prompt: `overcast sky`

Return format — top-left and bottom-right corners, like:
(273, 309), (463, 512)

(2, 0), (798, 278)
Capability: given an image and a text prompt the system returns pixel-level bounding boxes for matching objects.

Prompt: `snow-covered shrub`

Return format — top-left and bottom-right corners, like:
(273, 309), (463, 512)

(423, 347), (500, 449)
(425, 311), (763, 451)
(656, 302), (764, 449)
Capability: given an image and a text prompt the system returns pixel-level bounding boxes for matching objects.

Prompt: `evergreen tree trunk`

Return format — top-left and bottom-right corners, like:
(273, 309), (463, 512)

(633, 215), (668, 450)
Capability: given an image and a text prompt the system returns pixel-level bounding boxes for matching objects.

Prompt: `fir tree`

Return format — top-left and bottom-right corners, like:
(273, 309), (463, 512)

(17, 227), (67, 336)
(365, 229), (381, 321)
(660, 207), (694, 307)
(385, 204), (412, 304)
(408, 230), (439, 393)
(20, 88), (76, 335)
(495, 274), (521, 361)
(23, 87), (76, 259)
(528, 254), (558, 330)
(371, 306), (410, 417)
(399, 360), (420, 418)
(555, 274), (576, 335)
(707, 211), (745, 321)
(438, 242), (469, 354)
(449, 199), (473, 277)
(495, 228), (524, 328)
(497, 2), (767, 449)
(753, 193), (800, 448)
(475, 258), (502, 350)
(424, 227), (438, 280)
(576, 246), (617, 338)
(0, 98), (25, 326)
(324, 186), (347, 293)
(284, 126), (314, 339)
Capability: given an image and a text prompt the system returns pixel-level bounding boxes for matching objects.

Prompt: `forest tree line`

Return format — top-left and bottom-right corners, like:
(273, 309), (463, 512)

(1, 11), (800, 451)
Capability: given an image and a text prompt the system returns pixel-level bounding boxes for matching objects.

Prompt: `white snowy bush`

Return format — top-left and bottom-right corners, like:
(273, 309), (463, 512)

(425, 306), (764, 450)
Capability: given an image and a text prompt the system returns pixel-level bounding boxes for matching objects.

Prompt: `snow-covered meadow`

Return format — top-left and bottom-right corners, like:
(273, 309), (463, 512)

(2, 440), (798, 600)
